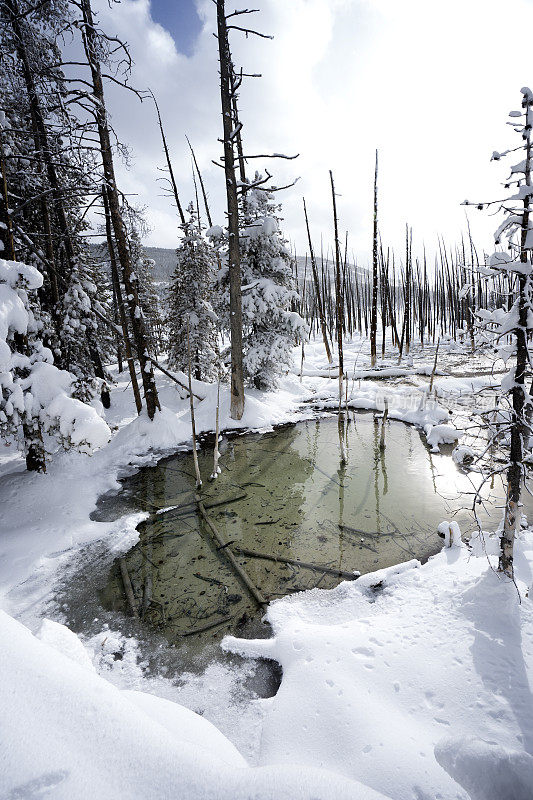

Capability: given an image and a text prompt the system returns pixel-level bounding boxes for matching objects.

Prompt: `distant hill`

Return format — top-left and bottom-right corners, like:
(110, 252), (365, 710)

(141, 250), (350, 282)
(142, 247), (176, 282)
(90, 245), (361, 297)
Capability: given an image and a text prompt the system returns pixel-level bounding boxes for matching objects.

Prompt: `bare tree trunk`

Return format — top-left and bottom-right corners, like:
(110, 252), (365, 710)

(151, 93), (185, 225)
(370, 150), (379, 367)
(303, 198), (332, 363)
(186, 136), (213, 228)
(0, 129), (16, 260)
(80, 0), (160, 419)
(210, 378), (221, 480)
(500, 101), (532, 578)
(330, 171), (344, 395)
(102, 185), (142, 414)
(217, 0), (244, 420)
(111, 279), (123, 373)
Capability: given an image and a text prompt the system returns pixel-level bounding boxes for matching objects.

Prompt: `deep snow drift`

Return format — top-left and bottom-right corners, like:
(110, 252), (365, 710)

(1, 335), (533, 800)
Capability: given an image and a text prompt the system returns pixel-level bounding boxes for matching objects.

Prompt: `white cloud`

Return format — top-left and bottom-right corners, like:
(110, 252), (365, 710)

(93, 0), (533, 263)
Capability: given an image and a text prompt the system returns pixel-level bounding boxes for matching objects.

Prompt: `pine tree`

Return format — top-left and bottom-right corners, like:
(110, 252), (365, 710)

(0, 257), (110, 470)
(0, 0), (113, 400)
(129, 230), (165, 357)
(217, 181), (306, 390)
(167, 204), (218, 381)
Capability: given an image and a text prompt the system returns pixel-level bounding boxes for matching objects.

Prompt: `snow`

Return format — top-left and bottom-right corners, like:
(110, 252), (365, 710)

(2, 334), (533, 800)
(223, 536), (533, 800)
(435, 737), (533, 800)
(0, 257), (43, 290)
(28, 363), (111, 452)
(0, 612), (387, 800)
(424, 423), (463, 452)
(0, 258), (111, 456)
(206, 224), (224, 239)
(452, 444), (475, 465)
(437, 520), (462, 547)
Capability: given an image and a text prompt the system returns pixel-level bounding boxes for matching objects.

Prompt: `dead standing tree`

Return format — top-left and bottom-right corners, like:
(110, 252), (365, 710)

(216, 0), (245, 420)
(149, 90), (186, 226)
(214, 3), (298, 418)
(303, 197), (332, 364)
(370, 149), (379, 366)
(330, 170), (347, 464)
(101, 184), (142, 414)
(330, 170), (344, 394)
(465, 87), (533, 580)
(77, 0), (160, 419)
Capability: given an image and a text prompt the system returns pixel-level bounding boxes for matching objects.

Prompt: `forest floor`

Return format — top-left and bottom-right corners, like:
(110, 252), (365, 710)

(2, 333), (533, 800)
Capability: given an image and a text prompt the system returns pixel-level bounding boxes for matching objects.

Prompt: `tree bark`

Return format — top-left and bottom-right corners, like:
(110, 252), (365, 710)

(500, 94), (532, 578)
(330, 171), (344, 403)
(0, 129), (16, 260)
(79, 0), (160, 419)
(303, 198), (332, 363)
(217, 0), (244, 420)
(102, 185), (142, 413)
(370, 150), (379, 366)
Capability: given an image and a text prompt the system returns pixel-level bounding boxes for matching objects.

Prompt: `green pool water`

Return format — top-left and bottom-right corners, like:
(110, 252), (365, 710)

(93, 413), (514, 651)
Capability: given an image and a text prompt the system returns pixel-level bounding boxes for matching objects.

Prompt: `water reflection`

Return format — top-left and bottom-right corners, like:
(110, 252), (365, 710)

(95, 414), (523, 651)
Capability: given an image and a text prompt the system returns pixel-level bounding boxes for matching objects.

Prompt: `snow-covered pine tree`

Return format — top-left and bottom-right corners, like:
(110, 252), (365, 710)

(129, 230), (165, 357)
(465, 87), (533, 578)
(167, 204), (218, 381)
(58, 248), (114, 403)
(0, 0), (114, 401)
(217, 179), (307, 389)
(0, 258), (111, 471)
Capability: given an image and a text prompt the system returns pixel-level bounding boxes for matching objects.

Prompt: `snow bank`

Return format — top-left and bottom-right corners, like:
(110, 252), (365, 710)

(435, 736), (533, 800)
(0, 610), (386, 800)
(223, 536), (533, 800)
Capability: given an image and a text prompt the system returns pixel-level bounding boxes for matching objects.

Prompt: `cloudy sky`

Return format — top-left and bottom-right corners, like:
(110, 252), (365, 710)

(93, 0), (533, 263)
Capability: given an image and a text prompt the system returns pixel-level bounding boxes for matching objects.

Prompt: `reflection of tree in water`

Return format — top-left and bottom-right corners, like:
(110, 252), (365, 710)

(100, 416), (480, 651)
(100, 424), (315, 649)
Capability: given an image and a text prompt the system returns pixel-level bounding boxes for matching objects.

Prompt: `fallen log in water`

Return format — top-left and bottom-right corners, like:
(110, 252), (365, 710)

(119, 557), (139, 618)
(141, 574), (152, 619)
(195, 494), (267, 609)
(180, 614), (233, 637)
(232, 546), (359, 580)
(155, 493), (248, 521)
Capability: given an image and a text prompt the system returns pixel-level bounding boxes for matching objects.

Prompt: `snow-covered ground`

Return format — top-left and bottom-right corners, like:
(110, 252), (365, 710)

(2, 335), (532, 800)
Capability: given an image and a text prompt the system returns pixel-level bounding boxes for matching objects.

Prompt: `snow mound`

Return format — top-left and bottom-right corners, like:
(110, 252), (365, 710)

(425, 423), (463, 452)
(438, 520), (463, 548)
(37, 618), (95, 672)
(0, 258), (43, 290)
(0, 610), (381, 799)
(452, 445), (475, 465)
(108, 405), (185, 459)
(435, 736), (533, 800)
